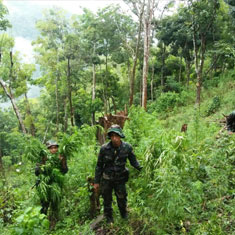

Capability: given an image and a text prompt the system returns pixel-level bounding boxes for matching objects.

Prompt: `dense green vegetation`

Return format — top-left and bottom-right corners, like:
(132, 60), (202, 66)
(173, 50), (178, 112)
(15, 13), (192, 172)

(0, 0), (234, 234)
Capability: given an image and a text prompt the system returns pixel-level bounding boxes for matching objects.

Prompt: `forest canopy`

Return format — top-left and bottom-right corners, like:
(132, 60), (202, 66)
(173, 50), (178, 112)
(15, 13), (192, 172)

(0, 0), (234, 234)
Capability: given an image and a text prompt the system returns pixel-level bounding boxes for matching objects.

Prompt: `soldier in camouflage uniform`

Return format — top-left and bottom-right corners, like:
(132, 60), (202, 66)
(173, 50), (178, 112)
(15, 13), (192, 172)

(35, 140), (68, 229)
(94, 125), (142, 223)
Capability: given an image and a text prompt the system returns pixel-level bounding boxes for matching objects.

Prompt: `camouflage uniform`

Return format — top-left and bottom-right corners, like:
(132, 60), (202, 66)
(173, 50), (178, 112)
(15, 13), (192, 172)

(94, 126), (142, 222)
(35, 141), (68, 216)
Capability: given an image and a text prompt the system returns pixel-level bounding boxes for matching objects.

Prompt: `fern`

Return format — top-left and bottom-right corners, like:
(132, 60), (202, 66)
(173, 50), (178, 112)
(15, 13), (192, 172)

(58, 133), (79, 159)
(24, 137), (47, 163)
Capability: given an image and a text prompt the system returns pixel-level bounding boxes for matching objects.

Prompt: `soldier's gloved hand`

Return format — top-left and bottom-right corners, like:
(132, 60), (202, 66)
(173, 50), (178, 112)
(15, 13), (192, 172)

(35, 166), (41, 176)
(35, 179), (40, 186)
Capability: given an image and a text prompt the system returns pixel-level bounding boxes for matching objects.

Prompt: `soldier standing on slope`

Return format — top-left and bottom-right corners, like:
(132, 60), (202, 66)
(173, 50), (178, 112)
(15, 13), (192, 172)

(94, 125), (142, 223)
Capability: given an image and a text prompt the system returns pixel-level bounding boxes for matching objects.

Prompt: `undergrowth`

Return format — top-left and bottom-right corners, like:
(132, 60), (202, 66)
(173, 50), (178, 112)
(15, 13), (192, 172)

(0, 73), (234, 234)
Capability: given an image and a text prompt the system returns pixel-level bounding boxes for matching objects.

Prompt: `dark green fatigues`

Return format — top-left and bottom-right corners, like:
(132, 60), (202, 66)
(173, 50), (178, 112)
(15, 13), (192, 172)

(94, 141), (142, 221)
(35, 154), (68, 216)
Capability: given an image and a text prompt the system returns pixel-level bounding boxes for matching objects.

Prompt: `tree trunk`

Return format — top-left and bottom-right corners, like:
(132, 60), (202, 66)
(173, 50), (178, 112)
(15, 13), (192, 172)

(191, 0), (217, 105)
(204, 54), (220, 79)
(151, 63), (154, 101)
(102, 44), (108, 115)
(129, 3), (144, 107)
(142, 0), (154, 110)
(0, 146), (4, 176)
(0, 79), (27, 134)
(67, 57), (74, 126)
(92, 63), (96, 125)
(24, 93), (36, 136)
(111, 96), (117, 114)
(43, 123), (50, 144)
(64, 98), (68, 132)
(160, 44), (166, 87)
(179, 52), (182, 83)
(108, 98), (111, 114)
(195, 35), (206, 105)
(101, 72), (108, 115)
(192, 18), (200, 105)
(55, 74), (60, 132)
(185, 57), (191, 88)
(92, 43), (97, 125)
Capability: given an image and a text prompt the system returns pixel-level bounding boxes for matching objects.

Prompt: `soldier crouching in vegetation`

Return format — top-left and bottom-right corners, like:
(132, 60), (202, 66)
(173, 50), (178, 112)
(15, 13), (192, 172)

(94, 125), (142, 223)
(35, 140), (68, 229)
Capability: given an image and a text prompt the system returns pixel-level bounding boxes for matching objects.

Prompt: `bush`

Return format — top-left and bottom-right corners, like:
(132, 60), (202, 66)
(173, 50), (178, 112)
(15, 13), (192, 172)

(12, 206), (49, 235)
(148, 91), (188, 113)
(204, 76), (220, 88)
(164, 76), (182, 93)
(205, 96), (221, 116)
(124, 107), (234, 234)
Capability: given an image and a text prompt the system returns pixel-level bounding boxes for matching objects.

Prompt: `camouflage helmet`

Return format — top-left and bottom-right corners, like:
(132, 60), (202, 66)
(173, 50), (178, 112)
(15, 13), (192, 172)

(107, 124), (125, 138)
(46, 140), (59, 149)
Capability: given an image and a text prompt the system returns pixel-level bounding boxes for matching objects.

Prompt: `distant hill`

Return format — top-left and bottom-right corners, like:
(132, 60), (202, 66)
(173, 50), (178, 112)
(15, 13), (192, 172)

(5, 1), (45, 40)
(0, 1), (45, 108)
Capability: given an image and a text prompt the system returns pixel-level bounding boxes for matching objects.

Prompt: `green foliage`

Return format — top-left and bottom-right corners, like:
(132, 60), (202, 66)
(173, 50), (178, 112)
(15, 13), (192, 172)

(0, 1), (234, 234)
(148, 90), (192, 113)
(204, 76), (220, 88)
(60, 125), (98, 221)
(123, 106), (234, 234)
(0, 129), (26, 164)
(205, 96), (221, 116)
(12, 206), (49, 235)
(24, 137), (47, 163)
(165, 76), (182, 93)
(2, 78), (235, 234)
(0, 1), (11, 31)
(0, 186), (16, 225)
(57, 132), (79, 159)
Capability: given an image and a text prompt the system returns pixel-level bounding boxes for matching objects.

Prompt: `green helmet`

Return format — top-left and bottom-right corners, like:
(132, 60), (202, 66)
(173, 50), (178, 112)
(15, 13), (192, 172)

(107, 124), (125, 138)
(46, 140), (59, 149)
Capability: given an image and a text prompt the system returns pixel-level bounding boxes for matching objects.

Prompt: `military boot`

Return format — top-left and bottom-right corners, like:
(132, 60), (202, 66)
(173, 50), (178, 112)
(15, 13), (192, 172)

(106, 216), (114, 224)
(120, 210), (128, 219)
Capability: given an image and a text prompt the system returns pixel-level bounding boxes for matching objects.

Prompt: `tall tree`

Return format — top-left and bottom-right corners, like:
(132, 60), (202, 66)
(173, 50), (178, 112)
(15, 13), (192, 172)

(33, 7), (77, 129)
(73, 9), (100, 125)
(187, 0), (220, 105)
(96, 5), (135, 113)
(0, 34), (29, 134)
(124, 0), (145, 107)
(142, 0), (155, 110)
(156, 8), (194, 87)
(18, 63), (36, 136)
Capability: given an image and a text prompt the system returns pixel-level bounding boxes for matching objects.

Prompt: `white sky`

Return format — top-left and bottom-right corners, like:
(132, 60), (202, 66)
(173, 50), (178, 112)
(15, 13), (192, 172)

(2, 0), (182, 63)
(3, 0), (129, 15)
(37, 0), (128, 14)
(3, 0), (131, 63)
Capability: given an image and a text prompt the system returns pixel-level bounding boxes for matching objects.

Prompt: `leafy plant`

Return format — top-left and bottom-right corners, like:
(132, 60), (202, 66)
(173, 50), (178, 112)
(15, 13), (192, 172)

(12, 206), (49, 235)
(205, 96), (221, 116)
(57, 132), (79, 159)
(0, 187), (17, 224)
(24, 137), (47, 163)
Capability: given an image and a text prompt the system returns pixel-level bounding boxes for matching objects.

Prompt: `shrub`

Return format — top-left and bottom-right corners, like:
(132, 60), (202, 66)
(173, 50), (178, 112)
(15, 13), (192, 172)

(205, 96), (221, 116)
(148, 91), (187, 113)
(12, 206), (49, 235)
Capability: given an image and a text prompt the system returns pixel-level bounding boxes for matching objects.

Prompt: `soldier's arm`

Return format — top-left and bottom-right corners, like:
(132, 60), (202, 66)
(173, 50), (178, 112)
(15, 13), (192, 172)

(94, 147), (105, 184)
(35, 163), (41, 176)
(128, 144), (142, 171)
(35, 156), (47, 176)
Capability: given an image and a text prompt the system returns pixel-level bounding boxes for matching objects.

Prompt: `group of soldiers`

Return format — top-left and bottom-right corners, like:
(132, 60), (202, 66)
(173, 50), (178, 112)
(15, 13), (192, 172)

(35, 124), (142, 228)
